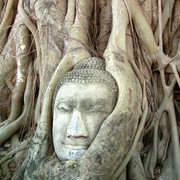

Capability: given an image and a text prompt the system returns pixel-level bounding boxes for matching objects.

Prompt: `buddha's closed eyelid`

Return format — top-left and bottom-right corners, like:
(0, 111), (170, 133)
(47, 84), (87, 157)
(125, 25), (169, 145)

(87, 104), (110, 114)
(56, 103), (72, 113)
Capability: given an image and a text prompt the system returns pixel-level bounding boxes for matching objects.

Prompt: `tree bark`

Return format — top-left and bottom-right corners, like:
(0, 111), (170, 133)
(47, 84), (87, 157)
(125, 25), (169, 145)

(0, 0), (179, 179)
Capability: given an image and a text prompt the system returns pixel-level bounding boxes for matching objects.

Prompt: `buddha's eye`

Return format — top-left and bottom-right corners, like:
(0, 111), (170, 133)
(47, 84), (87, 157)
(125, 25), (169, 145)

(56, 104), (71, 113)
(88, 105), (109, 115)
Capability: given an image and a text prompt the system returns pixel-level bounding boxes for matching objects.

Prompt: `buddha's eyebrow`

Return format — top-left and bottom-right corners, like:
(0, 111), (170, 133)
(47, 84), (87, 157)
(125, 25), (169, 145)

(84, 98), (110, 108)
(58, 98), (76, 106)
(93, 98), (109, 105)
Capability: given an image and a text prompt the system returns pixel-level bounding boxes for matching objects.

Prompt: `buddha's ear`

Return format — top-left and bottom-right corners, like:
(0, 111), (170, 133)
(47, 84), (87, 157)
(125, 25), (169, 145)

(77, 53), (142, 178)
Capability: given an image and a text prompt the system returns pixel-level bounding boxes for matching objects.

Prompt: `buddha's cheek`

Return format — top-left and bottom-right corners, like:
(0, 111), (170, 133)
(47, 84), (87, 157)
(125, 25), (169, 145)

(86, 115), (107, 143)
(53, 115), (68, 146)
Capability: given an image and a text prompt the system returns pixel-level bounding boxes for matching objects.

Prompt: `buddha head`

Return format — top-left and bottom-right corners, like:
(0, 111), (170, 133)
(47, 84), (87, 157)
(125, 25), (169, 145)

(53, 57), (118, 161)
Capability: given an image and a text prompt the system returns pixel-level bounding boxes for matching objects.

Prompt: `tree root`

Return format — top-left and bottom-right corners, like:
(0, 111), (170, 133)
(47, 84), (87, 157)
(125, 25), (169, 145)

(0, 63), (33, 145)
(140, 0), (152, 26)
(0, 138), (31, 165)
(65, 0), (76, 30)
(0, 0), (4, 13)
(157, 143), (175, 180)
(170, 62), (180, 88)
(0, 22), (18, 122)
(143, 76), (177, 178)
(113, 83), (148, 179)
(154, 0), (175, 44)
(0, 0), (177, 179)
(18, 0), (42, 92)
(143, 14), (179, 176)
(157, 3), (180, 177)
(0, 0), (17, 53)
(11, 134), (20, 148)
(148, 120), (158, 178)
(157, 112), (170, 164)
(0, 26), (16, 88)
(128, 143), (147, 180)
(11, 156), (28, 180)
(96, 0), (112, 56)
(105, 0), (128, 53)
(104, 1), (144, 177)
(0, 20), (31, 128)
(125, 0), (158, 57)
(167, 96), (180, 179)
(0, 158), (13, 179)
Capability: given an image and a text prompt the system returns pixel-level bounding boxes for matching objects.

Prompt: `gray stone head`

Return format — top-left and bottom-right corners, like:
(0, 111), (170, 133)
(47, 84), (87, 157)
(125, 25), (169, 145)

(53, 57), (118, 161)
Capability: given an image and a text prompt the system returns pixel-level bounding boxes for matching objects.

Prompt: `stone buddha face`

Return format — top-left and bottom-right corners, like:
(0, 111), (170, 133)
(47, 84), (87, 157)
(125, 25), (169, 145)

(53, 83), (117, 161)
(52, 58), (118, 161)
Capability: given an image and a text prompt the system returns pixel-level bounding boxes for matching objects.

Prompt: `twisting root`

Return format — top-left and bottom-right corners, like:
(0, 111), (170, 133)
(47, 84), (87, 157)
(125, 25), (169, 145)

(145, 1), (180, 178)
(157, 112), (170, 164)
(18, 0), (40, 63)
(170, 62), (180, 88)
(104, 0), (143, 178)
(113, 82), (148, 179)
(0, 0), (17, 53)
(158, 1), (180, 176)
(167, 92), (180, 180)
(65, 0), (76, 30)
(0, 159), (13, 179)
(146, 75), (179, 179)
(140, 0), (152, 25)
(105, 0), (129, 54)
(96, 0), (112, 56)
(0, 20), (17, 88)
(0, 20), (31, 128)
(0, 138), (31, 165)
(148, 119), (158, 178)
(0, 63), (33, 145)
(154, 0), (175, 44)
(11, 156), (28, 180)
(0, 1), (3, 13)
(18, 0), (43, 96)
(143, 73), (177, 178)
(0, 27), (17, 121)
(125, 0), (158, 58)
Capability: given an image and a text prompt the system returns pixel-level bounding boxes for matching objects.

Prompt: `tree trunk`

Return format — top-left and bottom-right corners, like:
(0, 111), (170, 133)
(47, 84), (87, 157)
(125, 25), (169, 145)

(0, 0), (179, 179)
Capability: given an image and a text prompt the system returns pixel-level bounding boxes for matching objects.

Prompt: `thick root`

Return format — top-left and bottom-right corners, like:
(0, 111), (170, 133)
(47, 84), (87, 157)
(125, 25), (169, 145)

(0, 63), (33, 145)
(0, 0), (17, 53)
(154, 0), (176, 44)
(0, 17), (31, 128)
(125, 0), (158, 57)
(96, 0), (112, 56)
(0, 138), (31, 165)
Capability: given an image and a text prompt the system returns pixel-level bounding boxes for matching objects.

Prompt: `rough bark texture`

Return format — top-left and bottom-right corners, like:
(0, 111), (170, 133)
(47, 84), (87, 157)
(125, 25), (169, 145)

(0, 0), (179, 179)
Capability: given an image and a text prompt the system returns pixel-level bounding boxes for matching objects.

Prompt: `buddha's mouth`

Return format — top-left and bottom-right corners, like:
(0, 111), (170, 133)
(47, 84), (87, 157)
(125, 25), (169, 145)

(61, 141), (89, 150)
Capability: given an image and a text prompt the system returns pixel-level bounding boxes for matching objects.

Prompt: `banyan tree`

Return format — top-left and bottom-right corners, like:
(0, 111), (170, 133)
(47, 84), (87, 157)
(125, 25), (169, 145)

(0, 0), (179, 179)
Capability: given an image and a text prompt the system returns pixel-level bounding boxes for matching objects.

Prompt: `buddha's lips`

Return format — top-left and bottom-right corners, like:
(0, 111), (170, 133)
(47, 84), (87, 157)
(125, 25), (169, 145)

(61, 141), (89, 150)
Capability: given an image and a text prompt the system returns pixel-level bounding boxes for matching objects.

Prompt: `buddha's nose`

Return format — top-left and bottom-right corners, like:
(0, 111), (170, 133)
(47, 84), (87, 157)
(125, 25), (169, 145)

(66, 110), (88, 138)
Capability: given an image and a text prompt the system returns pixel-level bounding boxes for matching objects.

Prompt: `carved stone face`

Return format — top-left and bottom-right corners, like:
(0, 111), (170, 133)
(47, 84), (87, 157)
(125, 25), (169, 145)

(53, 83), (117, 161)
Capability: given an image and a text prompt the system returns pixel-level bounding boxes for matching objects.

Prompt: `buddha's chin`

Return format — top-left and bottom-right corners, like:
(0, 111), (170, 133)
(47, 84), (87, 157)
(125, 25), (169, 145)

(63, 143), (88, 160)
(56, 148), (87, 161)
(67, 149), (86, 160)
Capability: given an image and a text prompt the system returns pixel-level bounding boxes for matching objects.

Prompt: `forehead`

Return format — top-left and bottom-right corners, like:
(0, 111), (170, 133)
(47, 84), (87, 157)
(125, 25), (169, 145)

(55, 83), (116, 103)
